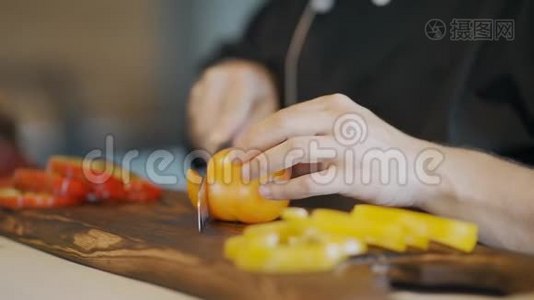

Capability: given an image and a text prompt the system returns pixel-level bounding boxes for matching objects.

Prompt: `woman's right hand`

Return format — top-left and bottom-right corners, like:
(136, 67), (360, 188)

(187, 60), (279, 153)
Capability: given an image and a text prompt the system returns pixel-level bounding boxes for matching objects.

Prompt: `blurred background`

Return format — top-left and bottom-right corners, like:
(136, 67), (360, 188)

(0, 0), (264, 166)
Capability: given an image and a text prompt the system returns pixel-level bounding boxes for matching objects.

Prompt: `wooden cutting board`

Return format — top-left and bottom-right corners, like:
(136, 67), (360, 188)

(1, 192), (533, 299)
(0, 192), (386, 299)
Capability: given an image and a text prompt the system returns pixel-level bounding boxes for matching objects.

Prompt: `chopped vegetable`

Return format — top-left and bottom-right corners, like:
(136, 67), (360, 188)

(13, 168), (88, 202)
(0, 187), (82, 210)
(48, 156), (161, 203)
(310, 209), (407, 252)
(226, 218), (366, 273)
(281, 207), (308, 220)
(225, 206), (478, 273)
(186, 149), (289, 223)
(0, 156), (161, 210)
(352, 205), (478, 252)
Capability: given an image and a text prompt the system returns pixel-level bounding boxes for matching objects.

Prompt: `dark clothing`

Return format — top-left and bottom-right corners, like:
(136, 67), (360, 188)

(208, 0), (534, 165)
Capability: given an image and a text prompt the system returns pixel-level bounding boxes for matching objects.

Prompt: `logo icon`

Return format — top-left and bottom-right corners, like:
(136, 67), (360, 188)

(425, 19), (447, 40)
(333, 113), (367, 146)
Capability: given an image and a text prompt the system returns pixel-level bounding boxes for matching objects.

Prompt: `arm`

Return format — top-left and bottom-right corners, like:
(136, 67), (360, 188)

(421, 146), (534, 253)
(187, 1), (307, 152)
(234, 94), (534, 254)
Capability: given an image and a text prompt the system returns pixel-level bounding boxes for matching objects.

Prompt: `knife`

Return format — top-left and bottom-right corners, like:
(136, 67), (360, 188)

(194, 142), (232, 233)
(197, 175), (209, 232)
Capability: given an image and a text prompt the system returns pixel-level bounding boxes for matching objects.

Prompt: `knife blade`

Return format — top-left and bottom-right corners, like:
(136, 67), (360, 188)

(197, 171), (209, 232)
(194, 141), (232, 233)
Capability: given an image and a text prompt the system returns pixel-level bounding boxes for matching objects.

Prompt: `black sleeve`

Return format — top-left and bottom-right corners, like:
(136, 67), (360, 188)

(508, 0), (534, 164)
(202, 0), (307, 99)
(466, 0), (534, 165)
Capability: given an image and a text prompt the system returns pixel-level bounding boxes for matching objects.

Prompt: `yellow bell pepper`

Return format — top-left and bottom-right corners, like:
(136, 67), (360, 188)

(227, 214), (366, 273)
(348, 206), (429, 250)
(229, 235), (366, 273)
(309, 209), (407, 252)
(233, 242), (348, 273)
(186, 149), (290, 224)
(280, 207), (309, 220)
(225, 206), (478, 274)
(351, 205), (478, 252)
(225, 234), (278, 260)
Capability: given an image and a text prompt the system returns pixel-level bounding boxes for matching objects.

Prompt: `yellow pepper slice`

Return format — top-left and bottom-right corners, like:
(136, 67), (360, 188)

(351, 205), (478, 252)
(243, 220), (315, 242)
(245, 209), (407, 252)
(348, 206), (429, 250)
(225, 234), (278, 260)
(225, 206), (478, 274)
(227, 230), (365, 273)
(227, 212), (367, 273)
(310, 209), (407, 252)
(233, 242), (346, 273)
(281, 207), (309, 220)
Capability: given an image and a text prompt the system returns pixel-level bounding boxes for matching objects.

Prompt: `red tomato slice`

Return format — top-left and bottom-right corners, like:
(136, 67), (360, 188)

(48, 156), (161, 203)
(48, 156), (128, 201)
(47, 156), (86, 179)
(90, 177), (127, 202)
(0, 177), (13, 188)
(124, 180), (162, 203)
(0, 187), (81, 210)
(47, 156), (137, 182)
(13, 169), (89, 201)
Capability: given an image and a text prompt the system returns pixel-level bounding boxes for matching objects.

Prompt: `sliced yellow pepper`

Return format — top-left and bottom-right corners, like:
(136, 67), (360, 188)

(234, 242), (346, 273)
(243, 220), (316, 242)
(351, 205), (478, 252)
(227, 214), (366, 273)
(225, 233), (280, 260)
(225, 206), (478, 274)
(348, 206), (429, 250)
(310, 209), (407, 252)
(280, 207), (309, 220)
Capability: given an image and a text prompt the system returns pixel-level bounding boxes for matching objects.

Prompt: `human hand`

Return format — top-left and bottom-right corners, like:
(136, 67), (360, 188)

(234, 94), (442, 207)
(188, 60), (278, 153)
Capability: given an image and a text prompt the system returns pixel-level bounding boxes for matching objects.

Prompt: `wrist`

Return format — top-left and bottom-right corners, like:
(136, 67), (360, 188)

(407, 140), (456, 209)
(218, 59), (274, 84)
(224, 59), (278, 104)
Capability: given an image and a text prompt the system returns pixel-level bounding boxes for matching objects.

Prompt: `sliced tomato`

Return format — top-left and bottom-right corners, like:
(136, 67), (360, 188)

(13, 168), (89, 201)
(47, 156), (85, 179)
(48, 156), (129, 201)
(48, 156), (160, 203)
(0, 187), (81, 210)
(0, 177), (13, 188)
(124, 180), (162, 203)
(89, 177), (127, 202)
(48, 156), (134, 181)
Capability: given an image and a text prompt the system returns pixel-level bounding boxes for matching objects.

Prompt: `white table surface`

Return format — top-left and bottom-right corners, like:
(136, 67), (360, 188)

(0, 236), (196, 300)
